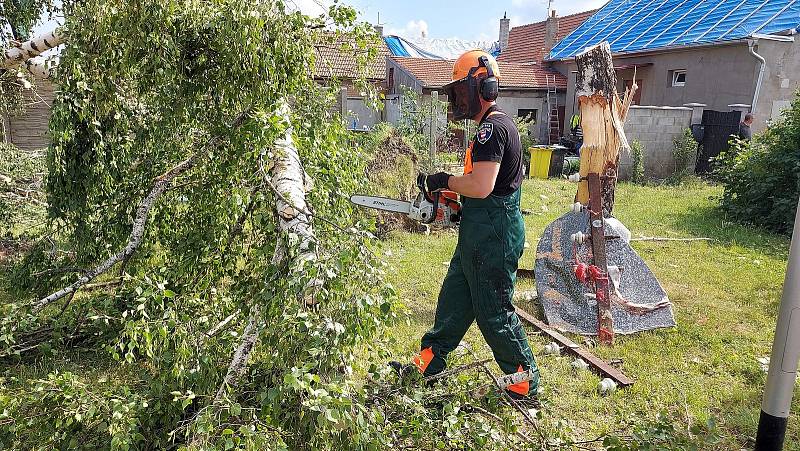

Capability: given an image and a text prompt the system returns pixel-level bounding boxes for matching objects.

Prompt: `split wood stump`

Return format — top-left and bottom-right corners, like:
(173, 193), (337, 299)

(575, 42), (636, 215)
(574, 42), (637, 345)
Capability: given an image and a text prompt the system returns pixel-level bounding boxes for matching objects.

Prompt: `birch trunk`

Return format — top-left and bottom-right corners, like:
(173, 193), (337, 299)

(3, 29), (64, 70)
(574, 42), (631, 215)
(214, 100), (316, 403)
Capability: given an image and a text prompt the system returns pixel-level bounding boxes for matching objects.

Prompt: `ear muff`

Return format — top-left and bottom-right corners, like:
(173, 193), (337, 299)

(478, 55), (499, 101)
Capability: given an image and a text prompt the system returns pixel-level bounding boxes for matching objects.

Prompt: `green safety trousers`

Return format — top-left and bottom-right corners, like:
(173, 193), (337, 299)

(420, 188), (539, 392)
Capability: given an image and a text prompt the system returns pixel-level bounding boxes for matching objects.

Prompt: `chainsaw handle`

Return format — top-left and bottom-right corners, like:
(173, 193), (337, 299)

(423, 191), (440, 224)
(417, 173), (444, 224)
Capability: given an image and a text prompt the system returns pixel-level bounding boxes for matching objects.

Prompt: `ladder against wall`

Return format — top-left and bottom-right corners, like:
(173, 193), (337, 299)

(546, 74), (561, 145)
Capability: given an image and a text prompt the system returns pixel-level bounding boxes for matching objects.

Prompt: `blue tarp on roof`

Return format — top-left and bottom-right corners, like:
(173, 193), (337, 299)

(549, 0), (800, 60)
(383, 35), (501, 59)
(383, 36), (448, 59)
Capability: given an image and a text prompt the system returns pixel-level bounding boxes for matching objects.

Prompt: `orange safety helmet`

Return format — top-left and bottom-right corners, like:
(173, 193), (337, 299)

(443, 50), (501, 120)
(451, 49), (501, 82)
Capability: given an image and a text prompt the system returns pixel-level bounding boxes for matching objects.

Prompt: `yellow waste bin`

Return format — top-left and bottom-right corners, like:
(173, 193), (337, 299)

(529, 146), (553, 179)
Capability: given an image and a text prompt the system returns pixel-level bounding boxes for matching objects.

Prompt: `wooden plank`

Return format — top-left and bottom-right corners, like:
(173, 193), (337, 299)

(588, 173), (614, 345)
(515, 306), (634, 387)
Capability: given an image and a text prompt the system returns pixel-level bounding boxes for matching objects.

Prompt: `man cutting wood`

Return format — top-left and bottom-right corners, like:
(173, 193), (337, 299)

(392, 50), (539, 400)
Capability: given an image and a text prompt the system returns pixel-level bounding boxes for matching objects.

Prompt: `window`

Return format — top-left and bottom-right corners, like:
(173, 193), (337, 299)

(671, 70), (687, 87)
(517, 109), (538, 124)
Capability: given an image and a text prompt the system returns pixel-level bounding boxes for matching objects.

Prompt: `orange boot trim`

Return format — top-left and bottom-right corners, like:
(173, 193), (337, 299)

(507, 365), (529, 396)
(413, 347), (434, 374)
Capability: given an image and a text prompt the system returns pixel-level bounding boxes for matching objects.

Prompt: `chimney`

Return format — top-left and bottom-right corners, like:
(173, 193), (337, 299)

(544, 9), (559, 57)
(499, 12), (510, 51)
(374, 24), (384, 37)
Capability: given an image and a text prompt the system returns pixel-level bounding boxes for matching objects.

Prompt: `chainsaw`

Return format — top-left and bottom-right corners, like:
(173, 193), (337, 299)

(350, 173), (462, 227)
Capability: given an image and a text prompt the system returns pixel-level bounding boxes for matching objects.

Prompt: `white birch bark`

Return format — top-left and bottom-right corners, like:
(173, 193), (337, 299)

(269, 101), (316, 266)
(214, 100), (317, 403)
(3, 29), (64, 70)
(21, 55), (59, 78)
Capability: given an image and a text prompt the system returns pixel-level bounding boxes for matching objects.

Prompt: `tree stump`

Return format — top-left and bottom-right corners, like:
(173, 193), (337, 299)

(573, 42), (638, 345)
(574, 42), (632, 215)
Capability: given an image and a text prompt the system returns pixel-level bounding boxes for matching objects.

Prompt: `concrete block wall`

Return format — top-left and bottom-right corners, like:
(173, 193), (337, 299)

(620, 105), (694, 180)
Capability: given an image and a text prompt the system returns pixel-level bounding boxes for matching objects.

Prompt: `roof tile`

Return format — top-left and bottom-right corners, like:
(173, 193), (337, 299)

(498, 10), (597, 63)
(313, 34), (390, 80)
(391, 56), (567, 90)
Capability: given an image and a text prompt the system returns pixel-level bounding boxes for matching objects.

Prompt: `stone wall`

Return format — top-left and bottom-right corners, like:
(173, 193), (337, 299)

(620, 105), (693, 180)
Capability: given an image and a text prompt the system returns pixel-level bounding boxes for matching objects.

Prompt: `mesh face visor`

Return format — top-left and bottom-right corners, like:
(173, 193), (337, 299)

(443, 75), (480, 121)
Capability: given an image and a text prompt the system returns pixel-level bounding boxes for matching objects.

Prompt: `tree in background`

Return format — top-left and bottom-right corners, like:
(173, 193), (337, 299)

(715, 92), (800, 234)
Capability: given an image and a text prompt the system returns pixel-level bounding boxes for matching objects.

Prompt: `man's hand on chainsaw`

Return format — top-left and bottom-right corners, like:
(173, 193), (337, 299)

(421, 172), (453, 193)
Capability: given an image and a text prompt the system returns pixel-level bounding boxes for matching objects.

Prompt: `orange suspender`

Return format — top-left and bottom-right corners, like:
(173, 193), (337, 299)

(463, 111), (506, 175)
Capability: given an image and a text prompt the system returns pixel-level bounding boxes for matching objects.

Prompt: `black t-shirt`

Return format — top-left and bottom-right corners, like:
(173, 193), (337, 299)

(471, 105), (523, 196)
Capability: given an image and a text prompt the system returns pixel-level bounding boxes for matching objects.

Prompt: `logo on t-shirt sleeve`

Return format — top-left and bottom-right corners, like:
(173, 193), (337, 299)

(477, 122), (493, 144)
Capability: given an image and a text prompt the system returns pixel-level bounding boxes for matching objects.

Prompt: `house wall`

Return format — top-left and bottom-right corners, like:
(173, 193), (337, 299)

(753, 38), (800, 131)
(3, 79), (56, 151)
(326, 79), (383, 130)
(386, 59), (425, 96)
(552, 43), (759, 135)
(496, 90), (562, 144)
(621, 105), (693, 180)
(388, 60), (564, 145)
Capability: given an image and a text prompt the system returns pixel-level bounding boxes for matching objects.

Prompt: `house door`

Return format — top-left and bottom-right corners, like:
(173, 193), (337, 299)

(696, 110), (741, 174)
(623, 79), (643, 104)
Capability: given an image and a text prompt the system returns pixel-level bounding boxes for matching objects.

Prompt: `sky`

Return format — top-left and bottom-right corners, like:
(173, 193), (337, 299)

(292, 0), (609, 42)
(28, 0), (609, 44)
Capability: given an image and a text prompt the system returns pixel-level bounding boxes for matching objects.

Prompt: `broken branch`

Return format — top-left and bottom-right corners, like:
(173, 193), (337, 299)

(32, 110), (251, 313)
(2, 29), (64, 70)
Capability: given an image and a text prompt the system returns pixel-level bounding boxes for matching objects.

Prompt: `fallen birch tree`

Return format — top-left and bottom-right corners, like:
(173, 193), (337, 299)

(0, 1), (403, 449)
(0, 1), (547, 449)
(2, 28), (63, 70)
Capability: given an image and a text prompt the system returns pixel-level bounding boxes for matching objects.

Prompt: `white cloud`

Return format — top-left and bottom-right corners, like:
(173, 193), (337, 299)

(387, 19), (429, 39)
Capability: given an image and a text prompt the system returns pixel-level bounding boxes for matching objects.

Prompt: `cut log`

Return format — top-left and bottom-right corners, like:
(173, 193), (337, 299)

(574, 42), (631, 215)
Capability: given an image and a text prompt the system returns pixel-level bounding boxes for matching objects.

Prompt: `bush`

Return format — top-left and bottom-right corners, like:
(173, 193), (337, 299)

(715, 92), (800, 234)
(630, 140), (645, 185)
(666, 128), (697, 185)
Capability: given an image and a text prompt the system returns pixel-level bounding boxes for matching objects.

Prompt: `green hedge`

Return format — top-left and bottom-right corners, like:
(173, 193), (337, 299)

(714, 92), (800, 234)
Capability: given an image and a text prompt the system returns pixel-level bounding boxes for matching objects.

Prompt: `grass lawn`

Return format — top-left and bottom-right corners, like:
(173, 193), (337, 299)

(380, 178), (800, 449)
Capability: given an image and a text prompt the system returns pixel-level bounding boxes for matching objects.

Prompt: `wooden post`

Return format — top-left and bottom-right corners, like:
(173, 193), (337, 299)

(340, 87), (348, 127)
(588, 173), (613, 344)
(430, 90), (438, 163)
(574, 42), (632, 215)
(572, 42), (640, 345)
